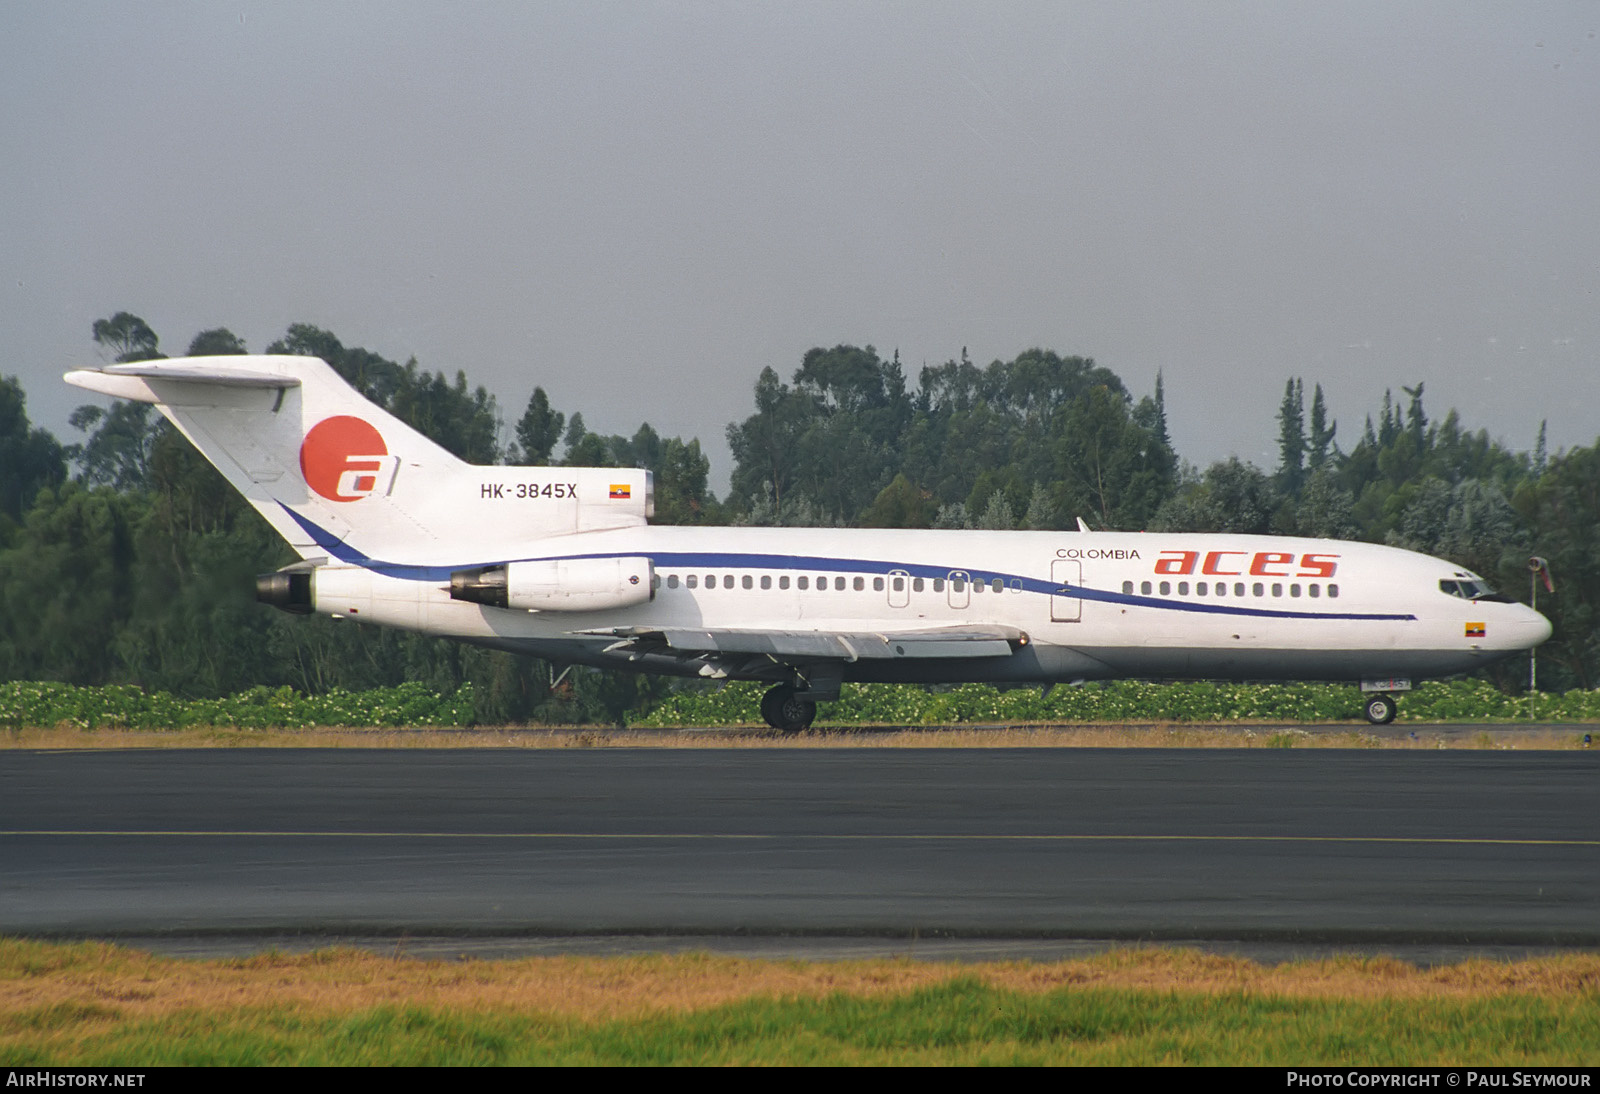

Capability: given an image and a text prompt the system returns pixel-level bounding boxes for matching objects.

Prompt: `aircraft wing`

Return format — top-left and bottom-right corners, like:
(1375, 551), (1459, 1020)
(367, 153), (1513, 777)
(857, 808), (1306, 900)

(577, 624), (1027, 661)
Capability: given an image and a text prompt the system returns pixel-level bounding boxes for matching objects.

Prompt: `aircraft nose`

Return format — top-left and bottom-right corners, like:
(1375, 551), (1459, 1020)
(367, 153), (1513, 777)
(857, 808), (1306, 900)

(1516, 607), (1555, 649)
(1524, 607), (1553, 648)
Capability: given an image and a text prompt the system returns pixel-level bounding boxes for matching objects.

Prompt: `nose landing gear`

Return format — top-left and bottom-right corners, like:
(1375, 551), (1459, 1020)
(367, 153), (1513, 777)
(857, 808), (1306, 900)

(1363, 693), (1398, 725)
(1359, 678), (1410, 725)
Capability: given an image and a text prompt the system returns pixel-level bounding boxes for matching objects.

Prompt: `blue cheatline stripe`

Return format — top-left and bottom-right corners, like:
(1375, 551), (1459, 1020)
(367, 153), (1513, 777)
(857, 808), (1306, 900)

(280, 507), (1414, 623)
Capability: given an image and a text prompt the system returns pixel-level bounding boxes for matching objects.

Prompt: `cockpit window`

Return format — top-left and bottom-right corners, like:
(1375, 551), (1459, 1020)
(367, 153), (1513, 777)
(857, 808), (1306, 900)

(1439, 576), (1511, 602)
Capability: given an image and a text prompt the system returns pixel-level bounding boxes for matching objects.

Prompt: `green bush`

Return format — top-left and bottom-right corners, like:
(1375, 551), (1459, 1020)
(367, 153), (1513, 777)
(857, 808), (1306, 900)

(5, 678), (1598, 731)
(0, 680), (475, 730)
(636, 679), (1600, 728)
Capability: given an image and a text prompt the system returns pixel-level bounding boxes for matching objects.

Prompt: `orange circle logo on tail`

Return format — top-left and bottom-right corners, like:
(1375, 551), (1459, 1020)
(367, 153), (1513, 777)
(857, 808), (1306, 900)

(300, 416), (390, 501)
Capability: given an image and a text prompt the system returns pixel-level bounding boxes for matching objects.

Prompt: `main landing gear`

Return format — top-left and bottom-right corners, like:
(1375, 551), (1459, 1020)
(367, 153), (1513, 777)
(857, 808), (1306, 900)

(1363, 694), (1398, 725)
(760, 684), (817, 733)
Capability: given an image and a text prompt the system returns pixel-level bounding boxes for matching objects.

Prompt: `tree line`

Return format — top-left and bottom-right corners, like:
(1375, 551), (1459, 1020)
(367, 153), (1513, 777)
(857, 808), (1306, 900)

(1, 313), (1595, 725)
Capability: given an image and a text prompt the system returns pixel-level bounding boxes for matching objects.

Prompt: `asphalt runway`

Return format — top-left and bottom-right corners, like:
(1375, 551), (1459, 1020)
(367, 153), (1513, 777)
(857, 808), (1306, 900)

(2, 747), (1596, 954)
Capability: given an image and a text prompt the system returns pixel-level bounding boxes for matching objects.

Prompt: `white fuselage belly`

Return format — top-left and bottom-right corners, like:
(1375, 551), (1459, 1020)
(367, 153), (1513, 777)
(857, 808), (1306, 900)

(320, 525), (1547, 686)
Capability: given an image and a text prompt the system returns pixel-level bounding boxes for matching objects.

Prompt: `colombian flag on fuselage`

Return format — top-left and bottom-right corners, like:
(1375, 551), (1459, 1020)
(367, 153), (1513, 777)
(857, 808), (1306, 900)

(1466, 622), (1486, 638)
(609, 484), (631, 499)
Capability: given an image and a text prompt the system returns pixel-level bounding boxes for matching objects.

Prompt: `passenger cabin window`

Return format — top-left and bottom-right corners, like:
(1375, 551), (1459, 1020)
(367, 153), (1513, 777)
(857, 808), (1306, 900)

(667, 574), (679, 589)
(797, 576), (808, 590)
(874, 577), (885, 592)
(835, 576), (846, 591)
(724, 575), (734, 589)
(760, 575), (771, 590)
(1122, 581), (1133, 594)
(779, 576), (790, 589)
(742, 575), (752, 590)
(686, 575), (698, 588)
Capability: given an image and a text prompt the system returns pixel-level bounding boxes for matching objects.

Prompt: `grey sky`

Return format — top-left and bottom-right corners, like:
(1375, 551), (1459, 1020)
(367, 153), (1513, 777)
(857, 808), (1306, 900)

(4, 2), (1596, 495)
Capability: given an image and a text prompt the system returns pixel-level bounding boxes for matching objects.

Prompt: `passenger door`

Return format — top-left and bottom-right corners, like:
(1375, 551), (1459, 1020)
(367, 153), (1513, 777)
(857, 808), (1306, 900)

(1051, 558), (1081, 622)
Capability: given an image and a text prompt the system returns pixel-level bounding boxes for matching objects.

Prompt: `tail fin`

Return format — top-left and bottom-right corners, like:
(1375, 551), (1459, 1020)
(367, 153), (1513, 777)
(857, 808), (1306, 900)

(65, 356), (651, 565)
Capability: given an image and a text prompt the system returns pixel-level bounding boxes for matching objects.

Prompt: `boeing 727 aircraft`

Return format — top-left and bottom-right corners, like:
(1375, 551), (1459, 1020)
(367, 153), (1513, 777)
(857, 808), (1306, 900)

(66, 356), (1552, 729)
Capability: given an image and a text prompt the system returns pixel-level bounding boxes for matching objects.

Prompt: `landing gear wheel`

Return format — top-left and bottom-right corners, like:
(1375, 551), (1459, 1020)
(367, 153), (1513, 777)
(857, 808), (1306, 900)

(760, 684), (817, 732)
(1363, 694), (1398, 725)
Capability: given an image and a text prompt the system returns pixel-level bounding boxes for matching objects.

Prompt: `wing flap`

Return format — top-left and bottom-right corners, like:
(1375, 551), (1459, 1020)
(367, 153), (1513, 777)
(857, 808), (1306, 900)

(578, 624), (1025, 661)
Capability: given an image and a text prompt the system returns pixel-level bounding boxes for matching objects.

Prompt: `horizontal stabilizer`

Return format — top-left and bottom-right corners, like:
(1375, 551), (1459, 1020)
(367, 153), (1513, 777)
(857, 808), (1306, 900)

(101, 361), (300, 387)
(65, 359), (301, 402)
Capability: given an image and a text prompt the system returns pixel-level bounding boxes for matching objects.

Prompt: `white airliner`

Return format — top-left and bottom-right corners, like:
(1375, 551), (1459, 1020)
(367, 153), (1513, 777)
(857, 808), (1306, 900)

(66, 356), (1552, 729)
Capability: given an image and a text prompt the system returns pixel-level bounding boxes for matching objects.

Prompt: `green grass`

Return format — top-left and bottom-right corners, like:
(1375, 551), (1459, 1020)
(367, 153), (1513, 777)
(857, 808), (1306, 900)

(7, 980), (1597, 1066)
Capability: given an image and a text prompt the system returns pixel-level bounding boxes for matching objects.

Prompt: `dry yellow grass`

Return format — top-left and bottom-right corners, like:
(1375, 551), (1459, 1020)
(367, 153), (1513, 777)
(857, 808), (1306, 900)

(4, 942), (1597, 1023)
(1, 724), (1587, 750)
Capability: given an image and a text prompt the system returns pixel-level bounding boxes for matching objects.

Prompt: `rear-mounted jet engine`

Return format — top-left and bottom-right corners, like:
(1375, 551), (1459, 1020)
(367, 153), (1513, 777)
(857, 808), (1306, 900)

(450, 556), (655, 612)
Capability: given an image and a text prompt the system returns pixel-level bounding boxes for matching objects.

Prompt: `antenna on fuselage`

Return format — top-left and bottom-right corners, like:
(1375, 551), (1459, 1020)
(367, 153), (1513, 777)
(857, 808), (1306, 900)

(1076, 517), (1091, 533)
